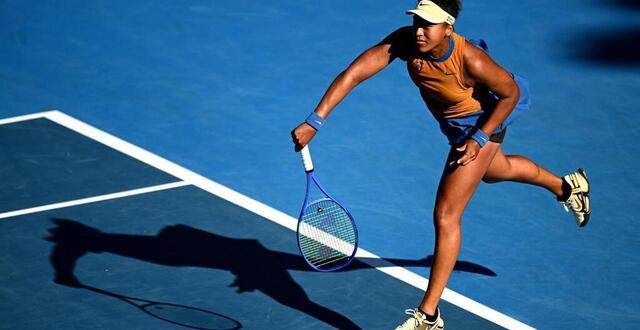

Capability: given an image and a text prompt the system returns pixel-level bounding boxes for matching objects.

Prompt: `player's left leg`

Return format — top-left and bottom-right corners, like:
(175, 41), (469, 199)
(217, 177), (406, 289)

(482, 146), (563, 196)
(483, 146), (591, 226)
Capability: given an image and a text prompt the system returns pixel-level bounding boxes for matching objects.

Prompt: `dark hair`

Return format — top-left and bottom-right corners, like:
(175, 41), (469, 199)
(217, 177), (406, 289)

(431, 0), (462, 18)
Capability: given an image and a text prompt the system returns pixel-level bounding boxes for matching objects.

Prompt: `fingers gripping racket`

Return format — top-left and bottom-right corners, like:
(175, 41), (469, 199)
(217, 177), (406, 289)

(297, 145), (358, 271)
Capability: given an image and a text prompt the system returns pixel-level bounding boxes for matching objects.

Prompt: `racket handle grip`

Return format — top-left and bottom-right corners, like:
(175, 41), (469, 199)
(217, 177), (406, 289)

(300, 145), (314, 172)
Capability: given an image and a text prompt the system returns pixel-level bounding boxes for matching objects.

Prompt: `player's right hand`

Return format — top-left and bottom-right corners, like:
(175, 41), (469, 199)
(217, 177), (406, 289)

(291, 123), (317, 152)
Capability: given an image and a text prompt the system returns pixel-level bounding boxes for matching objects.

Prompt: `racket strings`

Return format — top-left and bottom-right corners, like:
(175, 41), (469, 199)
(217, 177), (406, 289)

(299, 199), (356, 270)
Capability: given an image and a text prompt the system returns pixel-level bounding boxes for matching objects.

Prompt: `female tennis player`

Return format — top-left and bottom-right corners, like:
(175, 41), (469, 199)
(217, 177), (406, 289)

(291, 1), (591, 329)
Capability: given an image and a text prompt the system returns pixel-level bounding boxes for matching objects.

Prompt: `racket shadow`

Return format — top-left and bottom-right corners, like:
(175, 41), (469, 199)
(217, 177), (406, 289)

(80, 284), (242, 330)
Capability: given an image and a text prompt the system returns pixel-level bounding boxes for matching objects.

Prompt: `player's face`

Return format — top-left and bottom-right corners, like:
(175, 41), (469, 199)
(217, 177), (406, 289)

(412, 16), (452, 54)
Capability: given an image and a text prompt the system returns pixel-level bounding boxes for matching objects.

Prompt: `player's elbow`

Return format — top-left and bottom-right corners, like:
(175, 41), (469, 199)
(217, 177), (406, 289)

(504, 77), (520, 105)
(495, 81), (520, 111)
(511, 80), (520, 102)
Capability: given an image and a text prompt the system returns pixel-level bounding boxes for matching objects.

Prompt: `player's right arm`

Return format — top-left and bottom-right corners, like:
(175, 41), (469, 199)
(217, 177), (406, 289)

(291, 27), (413, 151)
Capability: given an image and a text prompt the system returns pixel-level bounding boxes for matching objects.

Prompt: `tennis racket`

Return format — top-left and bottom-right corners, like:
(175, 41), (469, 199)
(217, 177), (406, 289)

(296, 145), (358, 272)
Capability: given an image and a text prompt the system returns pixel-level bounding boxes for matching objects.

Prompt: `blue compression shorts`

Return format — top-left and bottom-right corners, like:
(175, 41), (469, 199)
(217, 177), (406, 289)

(437, 73), (530, 146)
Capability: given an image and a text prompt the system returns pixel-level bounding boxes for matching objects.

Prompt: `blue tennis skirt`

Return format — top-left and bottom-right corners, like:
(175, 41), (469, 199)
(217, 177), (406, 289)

(437, 73), (530, 146)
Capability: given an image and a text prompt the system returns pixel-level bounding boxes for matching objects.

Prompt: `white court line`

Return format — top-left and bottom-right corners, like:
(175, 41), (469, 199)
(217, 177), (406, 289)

(5, 110), (534, 330)
(0, 111), (57, 125)
(0, 181), (190, 220)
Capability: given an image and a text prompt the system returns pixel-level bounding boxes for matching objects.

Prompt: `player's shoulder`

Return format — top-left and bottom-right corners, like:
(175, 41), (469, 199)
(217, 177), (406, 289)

(385, 26), (413, 42)
(380, 26), (414, 61)
(462, 37), (493, 69)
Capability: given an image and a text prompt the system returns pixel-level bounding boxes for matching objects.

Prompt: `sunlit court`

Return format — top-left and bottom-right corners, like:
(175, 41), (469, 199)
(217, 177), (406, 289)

(1, 1), (639, 329)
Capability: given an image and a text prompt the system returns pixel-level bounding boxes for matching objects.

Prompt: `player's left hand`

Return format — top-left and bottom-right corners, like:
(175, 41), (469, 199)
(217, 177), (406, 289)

(451, 139), (480, 166)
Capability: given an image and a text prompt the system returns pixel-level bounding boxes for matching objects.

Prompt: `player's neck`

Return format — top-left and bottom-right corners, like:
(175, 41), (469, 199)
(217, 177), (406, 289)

(428, 36), (450, 59)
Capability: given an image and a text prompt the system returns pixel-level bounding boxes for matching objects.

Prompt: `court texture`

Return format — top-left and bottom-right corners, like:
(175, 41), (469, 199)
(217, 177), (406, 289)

(1, 1), (639, 329)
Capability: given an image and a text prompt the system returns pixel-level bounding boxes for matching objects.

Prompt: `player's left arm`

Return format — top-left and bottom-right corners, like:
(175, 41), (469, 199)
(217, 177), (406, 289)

(453, 43), (520, 166)
(463, 43), (520, 137)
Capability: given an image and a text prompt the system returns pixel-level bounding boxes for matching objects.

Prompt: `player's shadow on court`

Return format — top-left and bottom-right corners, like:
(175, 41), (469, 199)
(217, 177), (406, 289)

(45, 219), (495, 329)
(45, 218), (362, 329)
(357, 256), (496, 277)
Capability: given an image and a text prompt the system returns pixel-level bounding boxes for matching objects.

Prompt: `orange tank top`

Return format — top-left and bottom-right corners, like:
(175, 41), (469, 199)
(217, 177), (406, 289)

(407, 33), (481, 119)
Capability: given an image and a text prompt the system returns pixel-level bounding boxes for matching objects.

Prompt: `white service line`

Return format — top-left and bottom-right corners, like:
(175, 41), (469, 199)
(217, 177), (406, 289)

(0, 111), (58, 125)
(33, 110), (533, 330)
(0, 181), (190, 220)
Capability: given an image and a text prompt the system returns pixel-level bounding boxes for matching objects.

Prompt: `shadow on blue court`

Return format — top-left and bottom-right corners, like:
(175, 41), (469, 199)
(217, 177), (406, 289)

(567, 28), (640, 65)
(0, 116), (502, 329)
(46, 219), (361, 329)
(0, 185), (504, 330)
(608, 0), (640, 10)
(564, 1), (640, 65)
(79, 283), (243, 330)
(44, 217), (497, 329)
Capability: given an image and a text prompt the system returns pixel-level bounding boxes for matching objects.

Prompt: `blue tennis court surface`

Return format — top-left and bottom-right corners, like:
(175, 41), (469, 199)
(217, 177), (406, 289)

(2, 1), (640, 329)
(0, 115), (502, 329)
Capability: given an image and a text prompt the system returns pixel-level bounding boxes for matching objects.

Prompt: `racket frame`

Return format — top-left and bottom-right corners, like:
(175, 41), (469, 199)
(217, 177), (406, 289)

(296, 146), (359, 272)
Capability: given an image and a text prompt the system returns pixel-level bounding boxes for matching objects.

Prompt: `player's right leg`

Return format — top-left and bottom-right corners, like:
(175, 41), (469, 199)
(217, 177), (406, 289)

(395, 142), (501, 330)
(395, 308), (444, 330)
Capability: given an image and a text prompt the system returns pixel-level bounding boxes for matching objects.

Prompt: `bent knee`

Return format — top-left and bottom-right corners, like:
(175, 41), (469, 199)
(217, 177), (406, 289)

(482, 176), (501, 184)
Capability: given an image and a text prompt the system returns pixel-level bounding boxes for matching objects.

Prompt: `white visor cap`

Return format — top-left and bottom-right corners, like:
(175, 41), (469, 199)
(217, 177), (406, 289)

(406, 0), (456, 25)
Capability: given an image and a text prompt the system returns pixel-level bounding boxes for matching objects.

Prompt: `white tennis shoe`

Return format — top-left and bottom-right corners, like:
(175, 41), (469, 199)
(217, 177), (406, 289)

(561, 168), (591, 227)
(395, 308), (444, 330)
